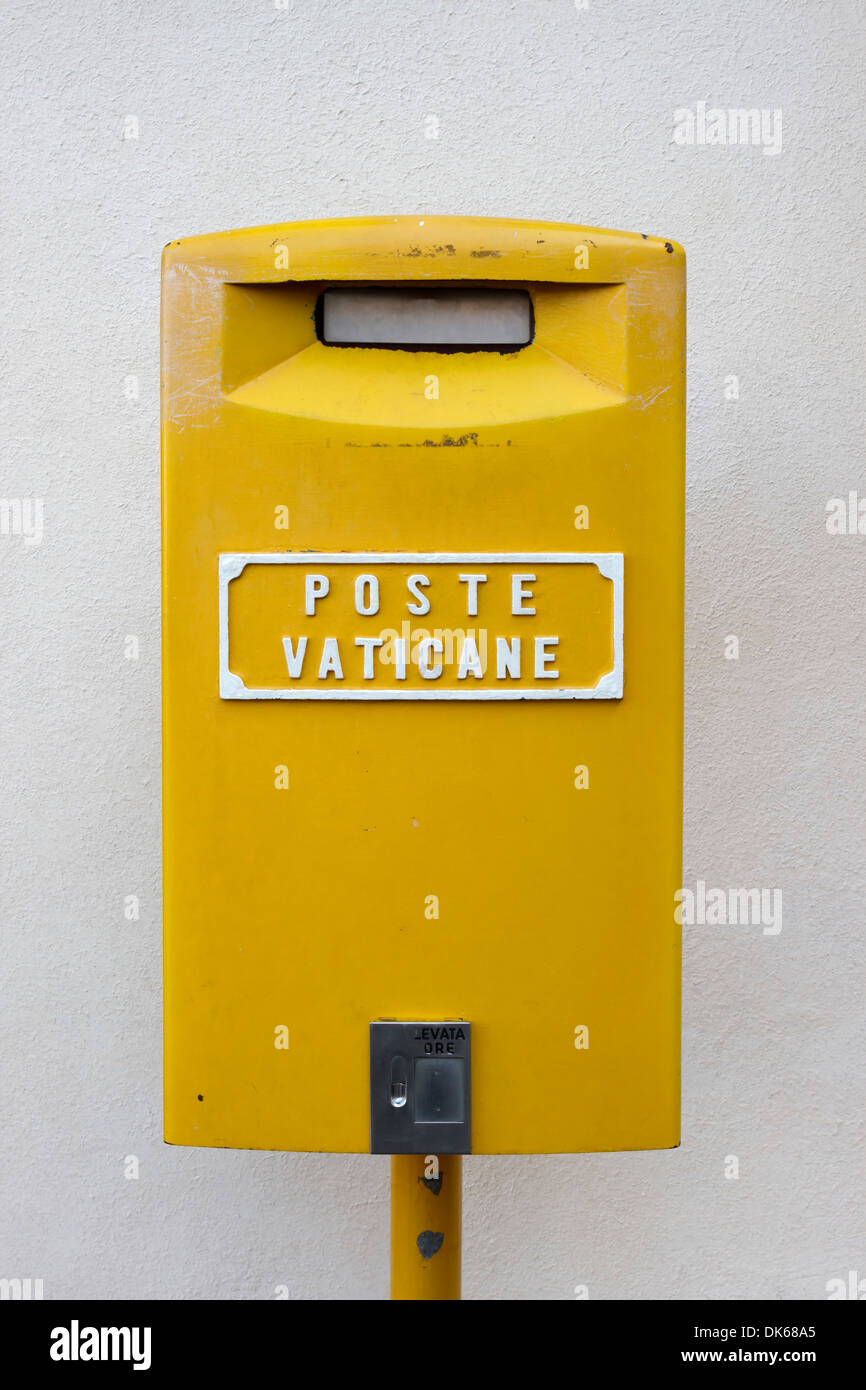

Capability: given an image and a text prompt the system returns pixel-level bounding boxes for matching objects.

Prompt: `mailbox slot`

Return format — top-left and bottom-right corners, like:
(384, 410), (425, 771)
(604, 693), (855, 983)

(318, 285), (534, 351)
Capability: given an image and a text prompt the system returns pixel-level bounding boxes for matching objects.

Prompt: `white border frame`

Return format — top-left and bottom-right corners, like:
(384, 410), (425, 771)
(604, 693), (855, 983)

(218, 552), (623, 701)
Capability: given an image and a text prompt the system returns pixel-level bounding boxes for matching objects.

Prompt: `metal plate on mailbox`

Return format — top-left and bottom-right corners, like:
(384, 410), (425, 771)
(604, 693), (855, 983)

(370, 1021), (471, 1155)
(220, 552), (623, 701)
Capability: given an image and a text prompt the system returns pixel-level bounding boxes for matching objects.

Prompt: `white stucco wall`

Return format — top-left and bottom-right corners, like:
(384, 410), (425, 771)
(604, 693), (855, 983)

(1, 0), (862, 1300)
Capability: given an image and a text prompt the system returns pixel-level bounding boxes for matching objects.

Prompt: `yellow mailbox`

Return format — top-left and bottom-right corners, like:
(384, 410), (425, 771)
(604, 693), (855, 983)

(161, 215), (685, 1162)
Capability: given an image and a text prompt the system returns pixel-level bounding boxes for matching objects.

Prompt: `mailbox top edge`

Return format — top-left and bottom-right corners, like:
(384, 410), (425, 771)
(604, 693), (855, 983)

(161, 214), (685, 282)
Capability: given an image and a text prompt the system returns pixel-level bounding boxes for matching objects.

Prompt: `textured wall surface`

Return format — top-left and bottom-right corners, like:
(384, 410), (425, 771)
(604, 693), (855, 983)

(1, 0), (863, 1300)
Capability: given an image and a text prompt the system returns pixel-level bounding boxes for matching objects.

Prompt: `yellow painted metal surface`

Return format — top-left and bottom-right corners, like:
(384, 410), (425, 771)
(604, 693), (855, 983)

(391, 1156), (461, 1300)
(161, 215), (685, 1155)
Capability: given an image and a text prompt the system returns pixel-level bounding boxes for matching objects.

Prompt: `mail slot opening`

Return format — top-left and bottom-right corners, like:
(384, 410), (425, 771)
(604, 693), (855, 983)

(318, 286), (533, 352)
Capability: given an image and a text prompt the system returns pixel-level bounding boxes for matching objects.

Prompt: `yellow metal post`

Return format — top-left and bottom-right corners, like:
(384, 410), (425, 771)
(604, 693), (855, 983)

(390, 1155), (462, 1300)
